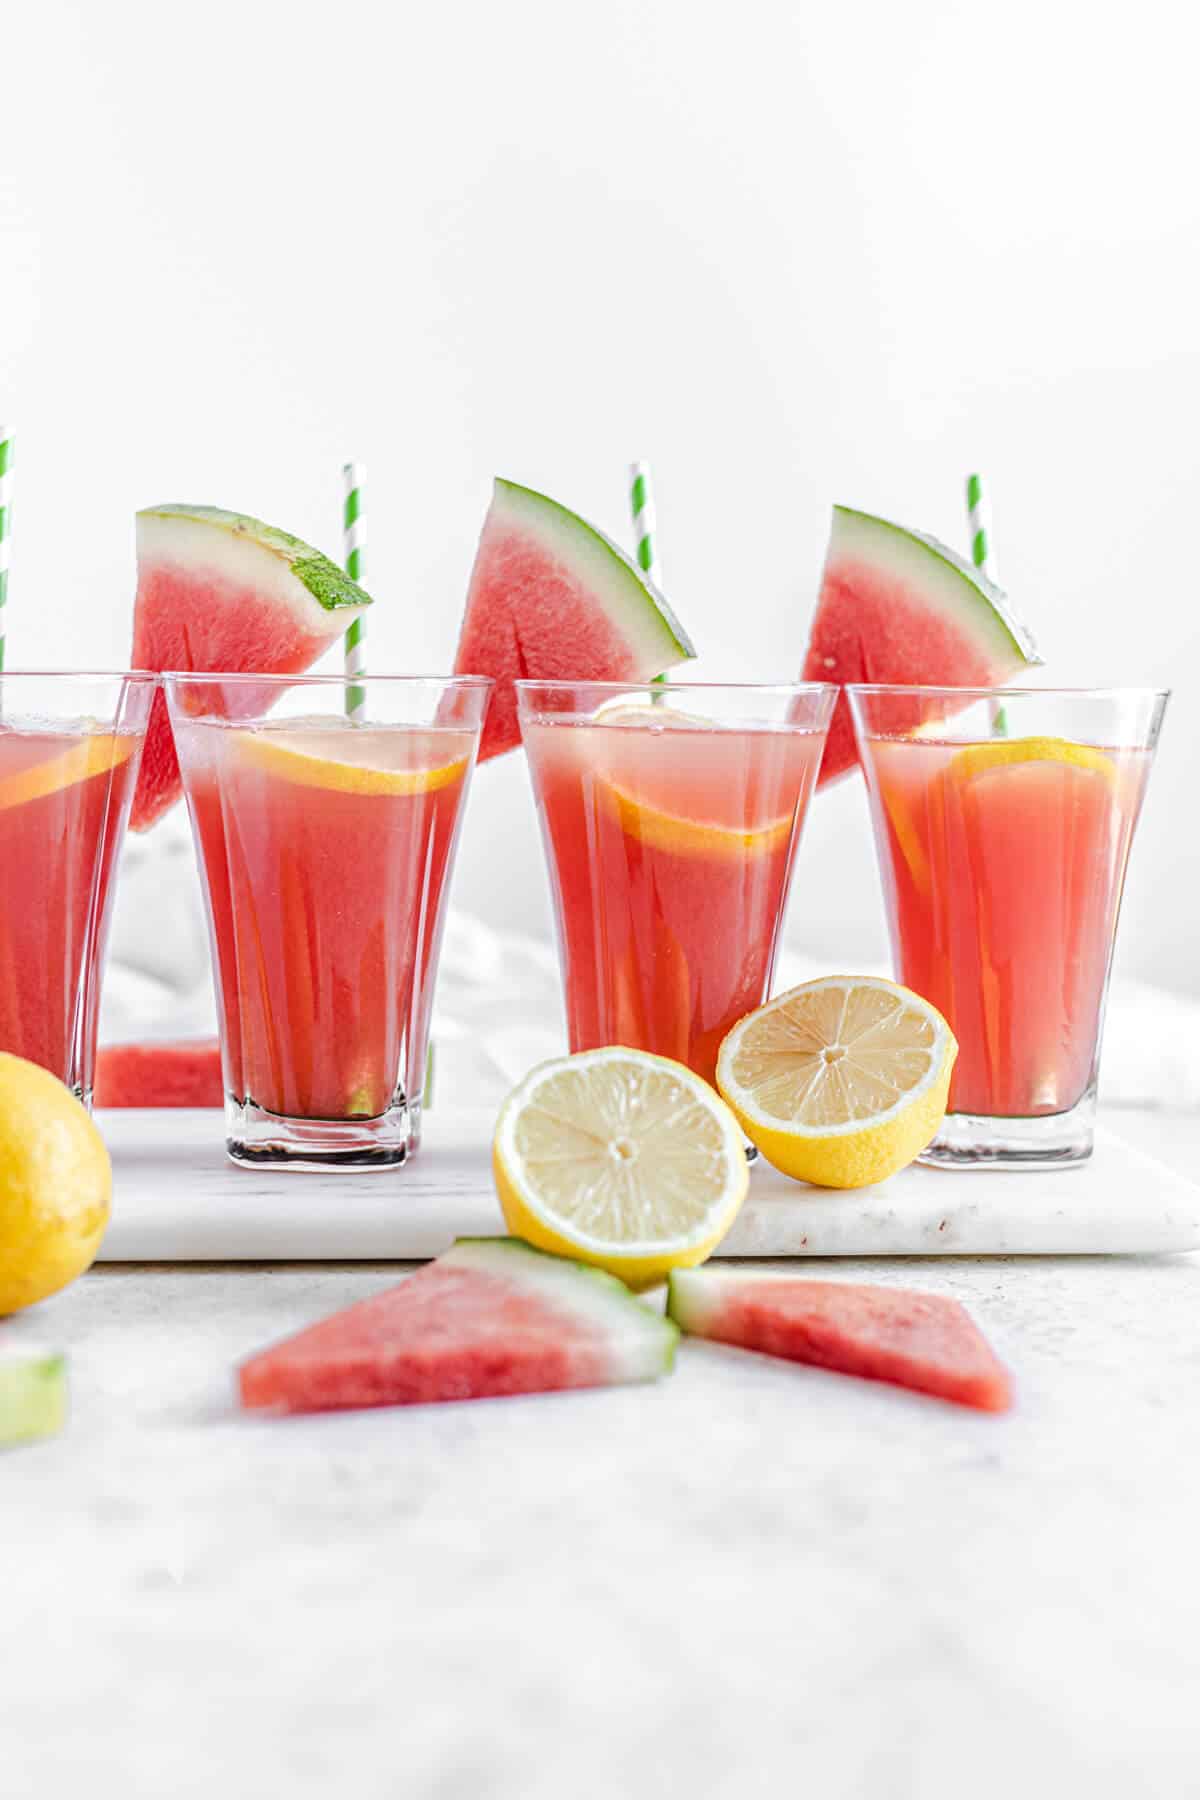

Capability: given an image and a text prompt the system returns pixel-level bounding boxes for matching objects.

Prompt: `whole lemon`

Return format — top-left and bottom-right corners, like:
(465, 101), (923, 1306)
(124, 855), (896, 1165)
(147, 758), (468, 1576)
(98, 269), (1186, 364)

(0, 1054), (112, 1315)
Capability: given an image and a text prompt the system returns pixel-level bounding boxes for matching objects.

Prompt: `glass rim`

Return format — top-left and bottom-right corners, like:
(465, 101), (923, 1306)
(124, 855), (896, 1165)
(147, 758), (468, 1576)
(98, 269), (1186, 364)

(514, 679), (837, 698)
(0, 668), (159, 682)
(160, 671), (494, 689)
(846, 683), (1171, 703)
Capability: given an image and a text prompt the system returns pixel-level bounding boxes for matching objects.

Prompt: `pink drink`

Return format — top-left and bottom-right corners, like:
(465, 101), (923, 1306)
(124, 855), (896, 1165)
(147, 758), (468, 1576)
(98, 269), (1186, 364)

(863, 735), (1152, 1120)
(167, 674), (490, 1169)
(0, 695), (148, 1100)
(180, 727), (471, 1116)
(522, 705), (828, 1086)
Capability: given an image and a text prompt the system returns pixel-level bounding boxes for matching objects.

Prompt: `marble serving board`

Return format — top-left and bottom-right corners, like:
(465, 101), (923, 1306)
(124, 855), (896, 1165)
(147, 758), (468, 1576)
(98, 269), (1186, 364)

(95, 1107), (1200, 1261)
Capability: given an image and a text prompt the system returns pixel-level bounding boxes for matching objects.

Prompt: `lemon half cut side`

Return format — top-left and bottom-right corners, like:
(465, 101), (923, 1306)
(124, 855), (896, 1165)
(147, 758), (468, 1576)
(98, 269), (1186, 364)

(717, 977), (957, 1189)
(493, 1046), (749, 1289)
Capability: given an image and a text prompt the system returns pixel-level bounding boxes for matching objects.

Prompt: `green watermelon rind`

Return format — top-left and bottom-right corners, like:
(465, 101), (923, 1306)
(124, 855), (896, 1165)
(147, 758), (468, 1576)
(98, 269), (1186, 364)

(829, 505), (1041, 669)
(448, 1237), (679, 1378)
(0, 1346), (68, 1447)
(138, 504), (373, 616)
(492, 478), (697, 672)
(665, 1267), (724, 1335)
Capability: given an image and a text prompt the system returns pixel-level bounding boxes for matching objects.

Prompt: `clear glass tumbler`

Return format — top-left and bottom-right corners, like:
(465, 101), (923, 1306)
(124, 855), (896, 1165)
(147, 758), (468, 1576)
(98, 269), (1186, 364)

(517, 681), (836, 1086)
(0, 671), (154, 1104)
(847, 685), (1169, 1167)
(166, 673), (491, 1168)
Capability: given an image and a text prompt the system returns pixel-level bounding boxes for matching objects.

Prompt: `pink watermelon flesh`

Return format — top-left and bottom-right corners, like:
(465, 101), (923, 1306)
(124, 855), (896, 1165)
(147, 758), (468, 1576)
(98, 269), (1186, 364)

(239, 1238), (677, 1414)
(129, 506), (372, 831)
(454, 479), (695, 761)
(668, 1272), (1013, 1412)
(802, 507), (1039, 787)
(94, 1039), (223, 1108)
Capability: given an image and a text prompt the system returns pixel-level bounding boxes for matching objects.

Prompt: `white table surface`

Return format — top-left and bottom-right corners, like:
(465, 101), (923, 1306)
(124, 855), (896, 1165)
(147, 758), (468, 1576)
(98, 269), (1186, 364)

(4, 1103), (1200, 1799)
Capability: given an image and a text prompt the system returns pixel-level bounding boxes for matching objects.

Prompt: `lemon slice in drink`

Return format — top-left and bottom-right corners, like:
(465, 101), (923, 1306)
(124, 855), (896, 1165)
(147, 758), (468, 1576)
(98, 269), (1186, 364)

(602, 777), (794, 858)
(948, 735), (1115, 785)
(588, 713), (795, 859)
(717, 977), (957, 1189)
(233, 727), (469, 796)
(0, 732), (135, 812)
(493, 1047), (749, 1289)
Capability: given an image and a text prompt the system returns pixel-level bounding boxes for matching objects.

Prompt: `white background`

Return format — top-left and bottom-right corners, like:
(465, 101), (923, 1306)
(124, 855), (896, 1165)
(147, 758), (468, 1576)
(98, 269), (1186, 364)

(3, 0), (1197, 993)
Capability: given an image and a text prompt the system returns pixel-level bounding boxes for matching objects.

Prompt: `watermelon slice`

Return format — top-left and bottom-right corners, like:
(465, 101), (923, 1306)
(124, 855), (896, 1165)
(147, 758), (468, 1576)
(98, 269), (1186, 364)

(94, 1039), (223, 1108)
(802, 505), (1040, 786)
(455, 478), (696, 760)
(130, 504), (373, 830)
(239, 1237), (678, 1414)
(667, 1269), (1013, 1412)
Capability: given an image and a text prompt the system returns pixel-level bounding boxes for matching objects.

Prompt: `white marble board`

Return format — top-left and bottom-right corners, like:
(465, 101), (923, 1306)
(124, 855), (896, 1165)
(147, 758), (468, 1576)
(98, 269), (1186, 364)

(95, 1107), (1200, 1261)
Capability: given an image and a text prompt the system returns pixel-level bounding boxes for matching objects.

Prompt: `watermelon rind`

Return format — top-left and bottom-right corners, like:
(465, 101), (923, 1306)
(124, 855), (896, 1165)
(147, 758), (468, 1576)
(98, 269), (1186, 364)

(665, 1267), (725, 1335)
(487, 478), (696, 670)
(0, 1345), (67, 1447)
(828, 505), (1040, 670)
(137, 504), (373, 621)
(447, 1238), (679, 1380)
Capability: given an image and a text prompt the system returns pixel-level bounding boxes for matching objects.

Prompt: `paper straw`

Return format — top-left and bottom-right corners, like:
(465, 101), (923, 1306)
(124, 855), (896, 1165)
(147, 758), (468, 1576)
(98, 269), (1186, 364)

(967, 474), (1007, 735)
(630, 460), (670, 690)
(966, 472), (998, 584)
(0, 428), (11, 673)
(342, 462), (366, 720)
(629, 460), (662, 588)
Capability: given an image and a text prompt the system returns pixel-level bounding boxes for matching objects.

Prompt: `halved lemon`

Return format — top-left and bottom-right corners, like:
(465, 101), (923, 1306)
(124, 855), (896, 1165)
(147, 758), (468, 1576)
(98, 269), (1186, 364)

(493, 1047), (749, 1289)
(232, 726), (469, 796)
(0, 732), (136, 812)
(716, 977), (957, 1189)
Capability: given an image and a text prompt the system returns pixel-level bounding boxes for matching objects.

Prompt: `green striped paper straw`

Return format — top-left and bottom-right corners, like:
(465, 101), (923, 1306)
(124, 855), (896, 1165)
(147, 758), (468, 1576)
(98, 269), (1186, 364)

(342, 461), (366, 719)
(0, 427), (11, 673)
(966, 471), (998, 584)
(967, 473), (1006, 735)
(630, 460), (669, 689)
(629, 460), (662, 587)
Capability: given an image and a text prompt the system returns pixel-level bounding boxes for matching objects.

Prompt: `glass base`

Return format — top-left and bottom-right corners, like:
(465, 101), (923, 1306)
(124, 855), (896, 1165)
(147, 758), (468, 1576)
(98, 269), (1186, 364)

(225, 1095), (420, 1171)
(918, 1089), (1096, 1171)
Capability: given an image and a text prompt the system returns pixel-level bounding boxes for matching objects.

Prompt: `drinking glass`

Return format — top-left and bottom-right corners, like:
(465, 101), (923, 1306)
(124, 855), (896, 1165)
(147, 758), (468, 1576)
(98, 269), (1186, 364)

(517, 681), (836, 1086)
(847, 685), (1169, 1167)
(165, 673), (491, 1168)
(0, 671), (154, 1104)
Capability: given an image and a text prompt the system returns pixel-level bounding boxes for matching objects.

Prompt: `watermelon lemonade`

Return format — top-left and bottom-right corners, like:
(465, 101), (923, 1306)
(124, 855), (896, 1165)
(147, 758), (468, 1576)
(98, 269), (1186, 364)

(166, 675), (490, 1168)
(0, 674), (152, 1103)
(518, 684), (836, 1086)
(848, 686), (1168, 1167)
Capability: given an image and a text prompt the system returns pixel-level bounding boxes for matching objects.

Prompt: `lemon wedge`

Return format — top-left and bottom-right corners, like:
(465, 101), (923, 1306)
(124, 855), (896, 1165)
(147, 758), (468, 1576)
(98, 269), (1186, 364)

(493, 1047), (749, 1290)
(716, 977), (957, 1189)
(232, 727), (469, 797)
(948, 735), (1115, 786)
(0, 732), (135, 812)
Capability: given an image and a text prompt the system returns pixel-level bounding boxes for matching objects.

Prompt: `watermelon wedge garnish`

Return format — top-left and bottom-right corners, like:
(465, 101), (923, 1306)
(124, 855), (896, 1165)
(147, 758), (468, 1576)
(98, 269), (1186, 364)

(454, 478), (696, 760)
(802, 505), (1040, 786)
(130, 504), (373, 830)
(239, 1237), (678, 1414)
(667, 1270), (1013, 1412)
(94, 1039), (223, 1108)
